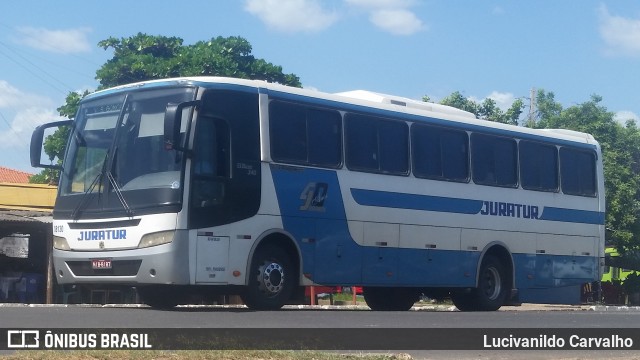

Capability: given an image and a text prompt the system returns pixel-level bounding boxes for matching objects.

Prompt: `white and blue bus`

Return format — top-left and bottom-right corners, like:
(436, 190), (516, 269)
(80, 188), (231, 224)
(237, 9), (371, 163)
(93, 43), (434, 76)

(31, 77), (605, 311)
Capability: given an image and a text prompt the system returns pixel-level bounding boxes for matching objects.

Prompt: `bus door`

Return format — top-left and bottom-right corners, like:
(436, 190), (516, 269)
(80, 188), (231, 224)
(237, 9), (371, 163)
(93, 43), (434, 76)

(188, 90), (261, 282)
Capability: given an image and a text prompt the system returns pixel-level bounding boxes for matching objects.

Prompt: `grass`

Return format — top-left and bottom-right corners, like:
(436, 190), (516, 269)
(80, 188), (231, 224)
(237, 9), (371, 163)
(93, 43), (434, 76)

(329, 293), (363, 303)
(1, 350), (412, 360)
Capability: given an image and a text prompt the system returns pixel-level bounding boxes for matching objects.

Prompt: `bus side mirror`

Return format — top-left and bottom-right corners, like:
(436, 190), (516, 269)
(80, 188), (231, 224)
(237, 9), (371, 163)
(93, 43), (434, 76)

(164, 100), (200, 151)
(30, 120), (73, 169)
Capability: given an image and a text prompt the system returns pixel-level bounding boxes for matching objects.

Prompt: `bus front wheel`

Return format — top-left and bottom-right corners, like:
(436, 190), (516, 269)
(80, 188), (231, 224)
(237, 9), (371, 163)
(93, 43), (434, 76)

(451, 255), (508, 311)
(242, 245), (295, 310)
(138, 285), (181, 309)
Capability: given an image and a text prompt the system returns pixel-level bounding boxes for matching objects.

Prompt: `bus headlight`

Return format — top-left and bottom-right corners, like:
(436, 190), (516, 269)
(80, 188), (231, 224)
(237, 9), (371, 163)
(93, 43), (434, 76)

(138, 231), (175, 249)
(53, 236), (70, 250)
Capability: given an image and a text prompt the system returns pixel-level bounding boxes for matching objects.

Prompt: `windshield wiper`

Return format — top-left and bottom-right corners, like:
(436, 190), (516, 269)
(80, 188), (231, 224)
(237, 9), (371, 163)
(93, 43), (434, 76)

(71, 153), (108, 220)
(106, 169), (133, 218)
(106, 146), (134, 217)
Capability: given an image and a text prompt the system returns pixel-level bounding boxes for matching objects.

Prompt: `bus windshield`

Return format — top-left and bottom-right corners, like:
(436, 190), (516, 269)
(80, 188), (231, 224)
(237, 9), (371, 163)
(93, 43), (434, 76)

(57, 87), (196, 218)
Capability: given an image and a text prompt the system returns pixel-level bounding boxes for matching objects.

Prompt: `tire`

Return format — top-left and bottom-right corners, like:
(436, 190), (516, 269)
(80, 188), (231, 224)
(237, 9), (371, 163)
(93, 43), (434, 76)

(241, 245), (295, 310)
(363, 287), (419, 311)
(451, 255), (509, 311)
(450, 289), (476, 311)
(137, 285), (181, 309)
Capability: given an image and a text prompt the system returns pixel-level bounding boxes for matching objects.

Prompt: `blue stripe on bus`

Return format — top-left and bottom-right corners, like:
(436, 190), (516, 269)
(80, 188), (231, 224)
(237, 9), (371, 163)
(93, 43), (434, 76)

(351, 188), (604, 225)
(351, 188), (483, 214)
(539, 207), (605, 225)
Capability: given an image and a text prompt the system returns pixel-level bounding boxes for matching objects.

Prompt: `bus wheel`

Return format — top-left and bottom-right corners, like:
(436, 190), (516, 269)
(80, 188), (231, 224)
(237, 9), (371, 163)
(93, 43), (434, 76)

(363, 287), (418, 311)
(242, 245), (294, 310)
(451, 255), (508, 311)
(137, 286), (180, 309)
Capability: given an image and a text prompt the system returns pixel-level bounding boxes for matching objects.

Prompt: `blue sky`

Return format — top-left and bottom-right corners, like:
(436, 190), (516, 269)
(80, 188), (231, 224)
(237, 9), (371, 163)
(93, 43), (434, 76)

(1, 0), (639, 173)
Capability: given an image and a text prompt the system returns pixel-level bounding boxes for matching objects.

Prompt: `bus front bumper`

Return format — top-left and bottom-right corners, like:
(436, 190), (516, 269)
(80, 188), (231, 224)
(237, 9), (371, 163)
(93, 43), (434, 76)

(52, 236), (191, 285)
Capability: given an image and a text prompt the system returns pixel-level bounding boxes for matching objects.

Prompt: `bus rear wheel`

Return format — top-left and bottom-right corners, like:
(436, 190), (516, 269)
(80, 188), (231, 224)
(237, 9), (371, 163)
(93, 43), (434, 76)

(241, 245), (295, 310)
(451, 255), (508, 311)
(363, 287), (419, 311)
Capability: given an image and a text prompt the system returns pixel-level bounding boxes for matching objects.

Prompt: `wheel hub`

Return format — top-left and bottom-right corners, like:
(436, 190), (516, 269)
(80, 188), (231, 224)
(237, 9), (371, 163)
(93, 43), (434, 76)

(481, 267), (501, 300)
(257, 261), (285, 296)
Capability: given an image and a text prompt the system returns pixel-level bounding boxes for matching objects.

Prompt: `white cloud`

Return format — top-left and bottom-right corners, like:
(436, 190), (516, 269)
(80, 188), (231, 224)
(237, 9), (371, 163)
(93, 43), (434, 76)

(614, 110), (640, 125)
(345, 0), (416, 8)
(0, 107), (60, 147)
(492, 6), (505, 15)
(346, 0), (425, 35)
(0, 81), (61, 169)
(598, 5), (640, 57)
(0, 81), (23, 108)
(369, 9), (425, 35)
(15, 27), (92, 54)
(467, 91), (517, 112)
(0, 107), (62, 172)
(486, 91), (516, 111)
(0, 80), (54, 109)
(244, 0), (425, 35)
(244, 0), (339, 33)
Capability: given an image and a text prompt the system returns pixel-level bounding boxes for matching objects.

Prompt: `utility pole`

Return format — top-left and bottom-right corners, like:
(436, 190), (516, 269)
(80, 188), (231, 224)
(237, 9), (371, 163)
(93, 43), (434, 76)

(528, 87), (536, 127)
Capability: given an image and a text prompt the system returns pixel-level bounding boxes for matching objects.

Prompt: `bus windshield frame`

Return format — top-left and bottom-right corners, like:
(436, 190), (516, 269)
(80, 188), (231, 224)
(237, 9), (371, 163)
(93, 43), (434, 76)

(55, 86), (197, 219)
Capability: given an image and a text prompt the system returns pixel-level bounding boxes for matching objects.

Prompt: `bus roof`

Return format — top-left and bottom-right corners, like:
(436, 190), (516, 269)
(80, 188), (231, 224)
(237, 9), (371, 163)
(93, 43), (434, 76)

(85, 76), (599, 148)
(334, 90), (477, 120)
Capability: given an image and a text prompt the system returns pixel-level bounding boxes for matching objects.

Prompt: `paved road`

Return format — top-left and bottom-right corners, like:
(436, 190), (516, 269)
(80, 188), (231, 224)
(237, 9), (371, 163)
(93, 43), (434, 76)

(2, 304), (640, 359)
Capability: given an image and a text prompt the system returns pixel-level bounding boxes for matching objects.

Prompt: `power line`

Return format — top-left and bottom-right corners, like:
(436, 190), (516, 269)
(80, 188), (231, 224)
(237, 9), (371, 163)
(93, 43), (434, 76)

(3, 38), (98, 80)
(0, 109), (30, 168)
(0, 21), (101, 73)
(0, 40), (73, 95)
(0, 110), (25, 145)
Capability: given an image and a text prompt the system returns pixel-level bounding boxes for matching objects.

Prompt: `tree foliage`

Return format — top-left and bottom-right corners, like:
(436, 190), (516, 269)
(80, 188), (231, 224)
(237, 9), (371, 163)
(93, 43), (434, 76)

(96, 33), (301, 89)
(30, 34), (301, 183)
(438, 91), (524, 125)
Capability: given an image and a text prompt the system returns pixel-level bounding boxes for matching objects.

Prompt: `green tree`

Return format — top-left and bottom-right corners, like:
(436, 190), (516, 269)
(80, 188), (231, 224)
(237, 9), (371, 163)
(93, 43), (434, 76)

(96, 33), (301, 89)
(437, 91), (524, 125)
(439, 91), (479, 115)
(529, 89), (563, 128)
(30, 34), (301, 183)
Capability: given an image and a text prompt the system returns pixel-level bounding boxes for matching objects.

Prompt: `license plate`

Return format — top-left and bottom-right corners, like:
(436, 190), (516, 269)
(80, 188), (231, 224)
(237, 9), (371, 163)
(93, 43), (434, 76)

(92, 259), (112, 270)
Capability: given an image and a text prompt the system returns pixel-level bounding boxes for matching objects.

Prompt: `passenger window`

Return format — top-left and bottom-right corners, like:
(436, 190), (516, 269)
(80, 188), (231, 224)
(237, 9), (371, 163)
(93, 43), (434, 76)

(412, 125), (469, 182)
(345, 114), (409, 175)
(560, 147), (597, 196)
(471, 133), (518, 187)
(520, 141), (558, 192)
(270, 101), (342, 168)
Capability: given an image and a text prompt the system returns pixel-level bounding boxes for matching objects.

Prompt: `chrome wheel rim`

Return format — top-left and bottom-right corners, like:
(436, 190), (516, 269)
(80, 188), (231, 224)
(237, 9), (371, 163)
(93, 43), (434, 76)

(257, 261), (285, 297)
